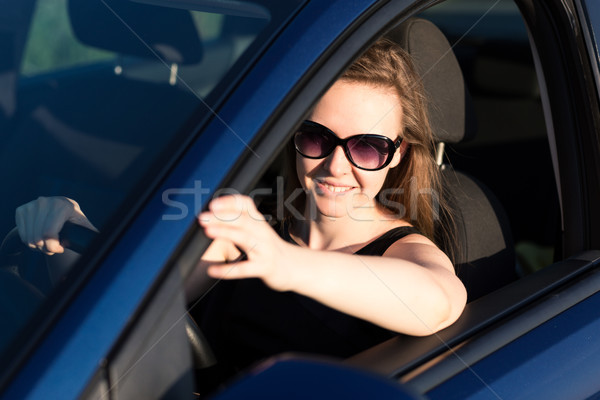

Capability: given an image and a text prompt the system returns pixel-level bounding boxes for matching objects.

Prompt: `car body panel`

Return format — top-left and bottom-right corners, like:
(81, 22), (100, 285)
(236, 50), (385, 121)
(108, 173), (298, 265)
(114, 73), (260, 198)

(427, 277), (600, 399)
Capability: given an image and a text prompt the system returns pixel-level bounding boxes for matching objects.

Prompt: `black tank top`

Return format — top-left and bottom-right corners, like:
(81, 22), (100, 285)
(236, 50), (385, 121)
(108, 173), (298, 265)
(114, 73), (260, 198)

(194, 225), (422, 381)
(282, 224), (421, 257)
(355, 226), (421, 255)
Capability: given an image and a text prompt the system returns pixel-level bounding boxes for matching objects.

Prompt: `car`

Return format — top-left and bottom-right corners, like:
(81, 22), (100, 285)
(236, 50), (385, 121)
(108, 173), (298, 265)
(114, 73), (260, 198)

(0, 0), (599, 398)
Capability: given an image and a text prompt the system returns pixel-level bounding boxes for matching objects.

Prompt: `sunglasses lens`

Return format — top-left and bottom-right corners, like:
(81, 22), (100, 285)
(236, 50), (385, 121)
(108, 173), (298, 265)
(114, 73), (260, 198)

(295, 126), (335, 158)
(347, 136), (391, 170)
(295, 121), (395, 170)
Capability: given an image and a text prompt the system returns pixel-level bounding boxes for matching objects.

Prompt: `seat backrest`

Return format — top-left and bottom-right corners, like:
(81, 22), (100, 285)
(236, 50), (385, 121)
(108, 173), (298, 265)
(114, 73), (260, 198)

(387, 18), (518, 301)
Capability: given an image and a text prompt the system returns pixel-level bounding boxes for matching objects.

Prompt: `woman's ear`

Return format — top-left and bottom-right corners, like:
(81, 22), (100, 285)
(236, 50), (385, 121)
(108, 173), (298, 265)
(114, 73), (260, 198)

(390, 140), (410, 168)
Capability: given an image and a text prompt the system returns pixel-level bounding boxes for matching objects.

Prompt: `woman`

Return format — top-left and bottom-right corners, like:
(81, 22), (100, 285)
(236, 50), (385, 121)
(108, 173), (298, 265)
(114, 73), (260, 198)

(16, 39), (466, 375)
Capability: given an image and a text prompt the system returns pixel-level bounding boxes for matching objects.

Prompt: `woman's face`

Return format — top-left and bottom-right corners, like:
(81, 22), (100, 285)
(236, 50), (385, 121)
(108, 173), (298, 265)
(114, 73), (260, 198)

(296, 80), (403, 221)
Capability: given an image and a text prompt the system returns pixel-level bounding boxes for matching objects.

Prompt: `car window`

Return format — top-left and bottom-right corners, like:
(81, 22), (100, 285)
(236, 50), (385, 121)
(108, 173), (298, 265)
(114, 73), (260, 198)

(21, 0), (116, 76)
(0, 0), (303, 369)
(421, 0), (559, 274)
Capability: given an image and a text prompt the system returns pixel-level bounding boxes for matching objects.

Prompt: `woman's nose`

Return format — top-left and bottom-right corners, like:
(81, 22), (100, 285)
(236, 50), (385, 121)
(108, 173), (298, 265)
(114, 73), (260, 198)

(323, 145), (352, 175)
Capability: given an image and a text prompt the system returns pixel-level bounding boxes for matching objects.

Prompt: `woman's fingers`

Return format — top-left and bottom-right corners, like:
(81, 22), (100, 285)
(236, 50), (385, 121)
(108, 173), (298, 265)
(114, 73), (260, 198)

(199, 195), (268, 252)
(200, 212), (262, 255)
(199, 194), (297, 289)
(14, 196), (84, 255)
(198, 194), (292, 289)
(36, 197), (72, 254)
(207, 260), (259, 280)
(41, 199), (74, 243)
(42, 237), (65, 255)
(208, 195), (265, 221)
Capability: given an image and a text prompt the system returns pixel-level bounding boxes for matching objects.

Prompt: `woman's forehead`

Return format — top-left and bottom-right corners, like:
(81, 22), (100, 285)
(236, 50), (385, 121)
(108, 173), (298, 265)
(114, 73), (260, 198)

(311, 80), (402, 137)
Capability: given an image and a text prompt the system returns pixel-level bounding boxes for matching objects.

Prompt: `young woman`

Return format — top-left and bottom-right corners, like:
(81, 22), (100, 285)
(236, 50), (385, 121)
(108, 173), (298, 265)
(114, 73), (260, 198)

(16, 39), (466, 376)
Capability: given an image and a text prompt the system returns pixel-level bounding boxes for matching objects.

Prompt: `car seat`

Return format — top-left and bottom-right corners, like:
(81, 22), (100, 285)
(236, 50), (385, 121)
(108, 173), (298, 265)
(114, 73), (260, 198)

(386, 18), (518, 301)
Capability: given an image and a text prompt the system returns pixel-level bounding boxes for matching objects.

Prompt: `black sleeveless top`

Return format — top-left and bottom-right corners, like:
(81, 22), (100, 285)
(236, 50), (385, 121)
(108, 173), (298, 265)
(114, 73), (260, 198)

(193, 225), (422, 380)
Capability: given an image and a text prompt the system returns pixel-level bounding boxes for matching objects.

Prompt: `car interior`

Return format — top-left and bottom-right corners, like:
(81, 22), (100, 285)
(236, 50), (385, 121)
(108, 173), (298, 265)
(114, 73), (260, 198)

(386, 16), (518, 302)
(393, 2), (558, 299)
(424, 2), (560, 278)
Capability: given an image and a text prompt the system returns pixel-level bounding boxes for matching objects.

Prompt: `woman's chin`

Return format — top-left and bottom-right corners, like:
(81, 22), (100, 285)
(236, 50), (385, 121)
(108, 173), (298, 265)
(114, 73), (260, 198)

(309, 197), (378, 221)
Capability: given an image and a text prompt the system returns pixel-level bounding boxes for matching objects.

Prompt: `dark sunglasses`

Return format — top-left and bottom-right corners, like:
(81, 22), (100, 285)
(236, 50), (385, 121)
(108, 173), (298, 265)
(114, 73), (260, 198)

(294, 120), (402, 171)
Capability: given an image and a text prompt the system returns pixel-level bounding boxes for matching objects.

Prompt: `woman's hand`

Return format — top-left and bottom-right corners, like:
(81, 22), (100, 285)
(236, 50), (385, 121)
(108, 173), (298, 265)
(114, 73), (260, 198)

(198, 195), (297, 292)
(15, 196), (97, 255)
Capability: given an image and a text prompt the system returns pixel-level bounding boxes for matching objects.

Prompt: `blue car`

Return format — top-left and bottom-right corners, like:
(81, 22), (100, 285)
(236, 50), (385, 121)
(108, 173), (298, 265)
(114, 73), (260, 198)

(0, 0), (599, 398)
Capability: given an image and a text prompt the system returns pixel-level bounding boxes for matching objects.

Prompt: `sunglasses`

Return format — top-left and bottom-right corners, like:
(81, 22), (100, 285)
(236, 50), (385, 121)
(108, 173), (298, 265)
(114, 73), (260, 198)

(294, 120), (402, 171)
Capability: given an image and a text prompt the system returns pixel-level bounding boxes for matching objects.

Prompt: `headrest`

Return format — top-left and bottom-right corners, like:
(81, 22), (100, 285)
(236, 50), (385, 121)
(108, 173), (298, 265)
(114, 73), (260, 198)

(386, 18), (476, 144)
(68, 0), (202, 64)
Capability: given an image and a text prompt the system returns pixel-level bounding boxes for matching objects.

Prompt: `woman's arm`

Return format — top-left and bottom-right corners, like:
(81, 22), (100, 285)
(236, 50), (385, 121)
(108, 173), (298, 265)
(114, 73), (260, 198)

(282, 239), (465, 336)
(199, 195), (466, 336)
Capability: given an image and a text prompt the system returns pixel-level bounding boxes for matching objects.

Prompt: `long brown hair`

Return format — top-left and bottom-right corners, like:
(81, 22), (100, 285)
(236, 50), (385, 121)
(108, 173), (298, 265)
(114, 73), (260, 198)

(282, 38), (455, 255)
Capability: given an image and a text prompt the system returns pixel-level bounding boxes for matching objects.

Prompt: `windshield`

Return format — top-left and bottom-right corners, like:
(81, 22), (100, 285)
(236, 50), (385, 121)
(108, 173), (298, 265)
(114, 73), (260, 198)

(0, 0), (302, 367)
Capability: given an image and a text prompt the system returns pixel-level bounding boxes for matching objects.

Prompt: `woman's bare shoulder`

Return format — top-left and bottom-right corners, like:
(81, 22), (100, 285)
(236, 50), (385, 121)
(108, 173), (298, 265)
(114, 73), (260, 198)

(382, 228), (454, 273)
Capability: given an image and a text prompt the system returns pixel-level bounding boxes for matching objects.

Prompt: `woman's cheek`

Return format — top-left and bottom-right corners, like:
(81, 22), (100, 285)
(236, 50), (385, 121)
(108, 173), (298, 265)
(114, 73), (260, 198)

(356, 170), (387, 198)
(296, 154), (314, 191)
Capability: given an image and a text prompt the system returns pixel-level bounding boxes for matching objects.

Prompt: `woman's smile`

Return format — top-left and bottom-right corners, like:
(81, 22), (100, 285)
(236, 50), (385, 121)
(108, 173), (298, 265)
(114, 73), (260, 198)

(315, 179), (357, 194)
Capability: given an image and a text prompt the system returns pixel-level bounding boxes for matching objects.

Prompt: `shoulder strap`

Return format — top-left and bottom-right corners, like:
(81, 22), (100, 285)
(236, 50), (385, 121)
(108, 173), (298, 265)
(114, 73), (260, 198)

(355, 226), (422, 256)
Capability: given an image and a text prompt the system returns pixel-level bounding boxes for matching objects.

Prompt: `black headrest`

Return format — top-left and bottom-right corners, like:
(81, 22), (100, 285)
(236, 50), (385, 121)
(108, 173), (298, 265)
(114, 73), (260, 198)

(387, 18), (476, 144)
(68, 0), (202, 64)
